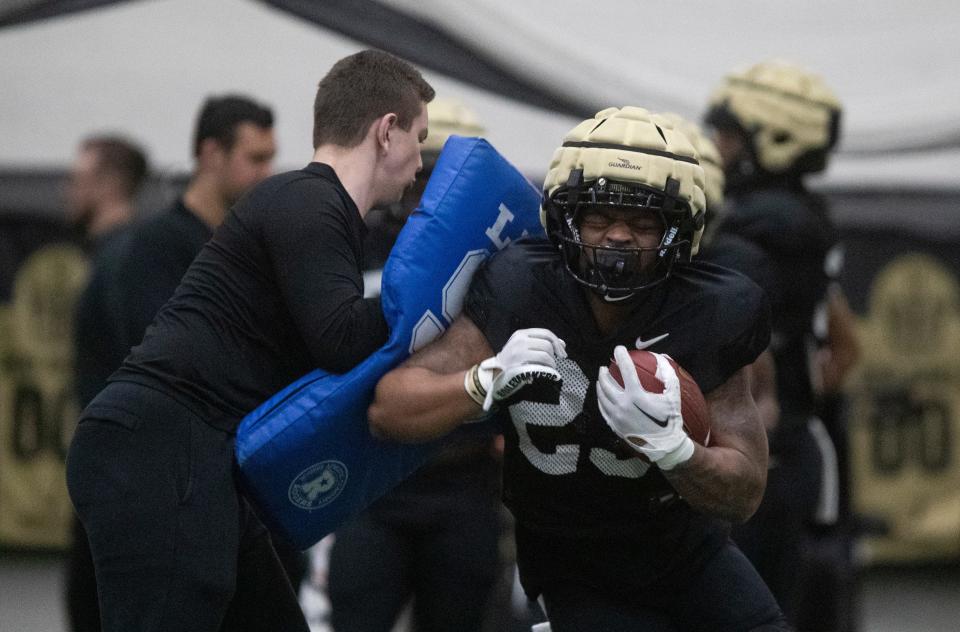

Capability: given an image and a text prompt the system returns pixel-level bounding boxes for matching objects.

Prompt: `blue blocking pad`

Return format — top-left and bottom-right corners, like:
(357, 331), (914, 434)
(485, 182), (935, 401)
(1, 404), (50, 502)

(235, 137), (544, 550)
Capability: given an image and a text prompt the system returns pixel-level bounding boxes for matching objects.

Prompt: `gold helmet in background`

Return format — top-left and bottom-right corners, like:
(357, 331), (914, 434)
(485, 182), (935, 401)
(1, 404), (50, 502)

(422, 98), (485, 158)
(706, 59), (841, 177)
(541, 106), (706, 298)
(659, 112), (725, 212)
(384, 98), (486, 222)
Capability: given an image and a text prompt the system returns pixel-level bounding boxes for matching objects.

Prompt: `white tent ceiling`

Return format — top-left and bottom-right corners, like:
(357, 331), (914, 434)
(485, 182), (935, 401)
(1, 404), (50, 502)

(1, 0), (958, 188)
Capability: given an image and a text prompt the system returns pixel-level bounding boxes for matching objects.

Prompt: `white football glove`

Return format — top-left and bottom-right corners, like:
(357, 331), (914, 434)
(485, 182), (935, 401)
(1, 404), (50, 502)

(464, 328), (566, 411)
(596, 346), (694, 470)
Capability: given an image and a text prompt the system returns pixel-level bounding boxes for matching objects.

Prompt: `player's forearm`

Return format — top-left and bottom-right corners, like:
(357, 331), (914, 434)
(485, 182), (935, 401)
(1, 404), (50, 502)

(368, 366), (481, 442)
(661, 443), (767, 523)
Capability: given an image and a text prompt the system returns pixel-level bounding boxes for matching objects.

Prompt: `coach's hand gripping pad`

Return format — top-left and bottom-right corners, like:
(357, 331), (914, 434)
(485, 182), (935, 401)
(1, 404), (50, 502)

(235, 137), (543, 549)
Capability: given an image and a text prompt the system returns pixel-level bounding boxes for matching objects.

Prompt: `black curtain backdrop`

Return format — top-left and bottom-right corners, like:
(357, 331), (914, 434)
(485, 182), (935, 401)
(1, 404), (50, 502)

(256, 0), (595, 118)
(0, 0), (130, 28)
(0, 0), (595, 118)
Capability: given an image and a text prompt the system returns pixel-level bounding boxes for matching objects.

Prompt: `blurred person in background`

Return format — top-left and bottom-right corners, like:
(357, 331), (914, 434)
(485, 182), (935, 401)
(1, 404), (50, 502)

(66, 134), (149, 632)
(65, 49), (433, 632)
(68, 135), (149, 407)
(324, 98), (507, 632)
(112, 94), (276, 354)
(658, 113), (726, 240)
(701, 60), (858, 631)
(66, 94), (280, 632)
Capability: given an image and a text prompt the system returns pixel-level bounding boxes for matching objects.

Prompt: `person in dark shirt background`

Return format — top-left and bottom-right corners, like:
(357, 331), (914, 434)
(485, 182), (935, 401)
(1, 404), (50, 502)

(68, 135), (149, 408)
(66, 133), (148, 632)
(65, 49), (434, 632)
(114, 94), (276, 355)
(64, 95), (278, 631)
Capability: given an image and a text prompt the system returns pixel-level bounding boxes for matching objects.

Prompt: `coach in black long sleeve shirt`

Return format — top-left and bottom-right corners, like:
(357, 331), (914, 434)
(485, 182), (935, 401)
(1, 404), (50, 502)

(113, 164), (387, 429)
(66, 95), (279, 632)
(66, 50), (435, 632)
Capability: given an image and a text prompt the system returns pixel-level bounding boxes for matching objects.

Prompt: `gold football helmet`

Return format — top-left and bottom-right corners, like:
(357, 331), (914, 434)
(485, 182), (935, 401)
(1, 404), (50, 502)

(541, 107), (706, 299)
(659, 112), (725, 213)
(706, 60), (841, 177)
(422, 98), (485, 157)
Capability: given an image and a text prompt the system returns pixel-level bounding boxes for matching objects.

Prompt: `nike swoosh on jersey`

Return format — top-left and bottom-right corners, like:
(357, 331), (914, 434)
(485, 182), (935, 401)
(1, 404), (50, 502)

(635, 332), (669, 349)
(633, 403), (668, 427)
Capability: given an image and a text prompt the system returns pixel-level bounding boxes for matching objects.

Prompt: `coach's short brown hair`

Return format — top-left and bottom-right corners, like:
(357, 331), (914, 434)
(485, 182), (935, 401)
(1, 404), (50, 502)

(313, 49), (435, 149)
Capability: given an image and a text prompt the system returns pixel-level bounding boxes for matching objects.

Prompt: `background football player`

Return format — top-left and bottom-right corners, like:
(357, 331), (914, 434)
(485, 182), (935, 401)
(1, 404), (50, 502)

(661, 112), (781, 437)
(367, 107), (789, 631)
(701, 60), (856, 630)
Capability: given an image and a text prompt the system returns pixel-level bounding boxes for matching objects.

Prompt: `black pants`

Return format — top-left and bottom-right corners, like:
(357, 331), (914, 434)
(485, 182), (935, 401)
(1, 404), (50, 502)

(540, 541), (790, 632)
(65, 517), (100, 632)
(66, 382), (308, 632)
(65, 501), (308, 631)
(327, 462), (503, 632)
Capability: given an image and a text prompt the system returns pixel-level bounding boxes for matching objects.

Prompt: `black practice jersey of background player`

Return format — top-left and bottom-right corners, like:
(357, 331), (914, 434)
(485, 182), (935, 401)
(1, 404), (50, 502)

(111, 163), (388, 432)
(463, 238), (770, 597)
(702, 186), (837, 436)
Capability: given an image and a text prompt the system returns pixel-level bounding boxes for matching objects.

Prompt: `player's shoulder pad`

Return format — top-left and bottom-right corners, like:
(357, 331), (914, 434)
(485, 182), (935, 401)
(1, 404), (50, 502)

(483, 236), (555, 276)
(674, 260), (771, 350)
(466, 237), (555, 328)
(482, 236), (554, 288)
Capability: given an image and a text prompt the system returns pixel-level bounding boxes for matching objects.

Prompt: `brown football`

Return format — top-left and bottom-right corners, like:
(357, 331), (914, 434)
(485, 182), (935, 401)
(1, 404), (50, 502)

(608, 349), (711, 445)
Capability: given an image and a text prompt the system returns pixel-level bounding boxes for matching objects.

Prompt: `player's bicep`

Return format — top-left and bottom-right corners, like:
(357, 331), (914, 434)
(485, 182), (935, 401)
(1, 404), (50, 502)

(705, 366), (768, 466)
(403, 314), (493, 374)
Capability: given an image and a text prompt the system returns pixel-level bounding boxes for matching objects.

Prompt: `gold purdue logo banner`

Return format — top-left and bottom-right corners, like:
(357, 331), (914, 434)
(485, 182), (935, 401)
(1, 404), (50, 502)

(0, 243), (89, 549)
(848, 253), (960, 562)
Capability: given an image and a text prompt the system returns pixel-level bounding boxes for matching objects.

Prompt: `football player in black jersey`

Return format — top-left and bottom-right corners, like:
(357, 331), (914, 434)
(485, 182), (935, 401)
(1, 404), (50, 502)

(369, 107), (789, 631)
(702, 61), (851, 630)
